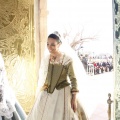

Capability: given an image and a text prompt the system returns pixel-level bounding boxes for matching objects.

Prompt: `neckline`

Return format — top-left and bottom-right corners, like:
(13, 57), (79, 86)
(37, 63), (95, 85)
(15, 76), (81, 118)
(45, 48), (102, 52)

(49, 53), (65, 65)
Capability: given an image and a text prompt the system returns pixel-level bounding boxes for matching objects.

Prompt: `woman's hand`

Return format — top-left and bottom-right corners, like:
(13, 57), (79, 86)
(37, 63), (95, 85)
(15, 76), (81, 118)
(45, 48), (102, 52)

(71, 94), (77, 112)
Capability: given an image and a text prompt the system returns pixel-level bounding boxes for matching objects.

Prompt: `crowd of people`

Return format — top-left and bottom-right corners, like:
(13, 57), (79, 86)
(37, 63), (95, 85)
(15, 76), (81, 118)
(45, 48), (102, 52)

(79, 54), (113, 75)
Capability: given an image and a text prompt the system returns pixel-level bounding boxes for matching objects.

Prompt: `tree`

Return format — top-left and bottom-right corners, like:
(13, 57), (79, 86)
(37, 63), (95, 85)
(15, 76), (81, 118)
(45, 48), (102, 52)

(63, 25), (98, 53)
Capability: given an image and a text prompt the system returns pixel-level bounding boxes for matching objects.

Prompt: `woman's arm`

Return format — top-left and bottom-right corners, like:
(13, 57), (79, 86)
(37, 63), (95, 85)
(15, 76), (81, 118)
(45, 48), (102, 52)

(67, 61), (79, 112)
(67, 61), (79, 93)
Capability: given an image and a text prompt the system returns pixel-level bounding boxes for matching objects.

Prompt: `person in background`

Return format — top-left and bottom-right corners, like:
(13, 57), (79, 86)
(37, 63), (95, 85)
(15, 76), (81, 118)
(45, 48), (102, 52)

(0, 53), (26, 120)
(81, 55), (88, 72)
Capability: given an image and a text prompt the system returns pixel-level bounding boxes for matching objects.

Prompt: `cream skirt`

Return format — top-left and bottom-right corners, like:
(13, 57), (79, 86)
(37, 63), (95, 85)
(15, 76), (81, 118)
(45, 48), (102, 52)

(26, 86), (88, 120)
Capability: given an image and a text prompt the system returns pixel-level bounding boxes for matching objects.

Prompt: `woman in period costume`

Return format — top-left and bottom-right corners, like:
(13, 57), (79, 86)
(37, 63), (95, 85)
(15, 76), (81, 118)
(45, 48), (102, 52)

(26, 31), (88, 120)
(0, 53), (26, 120)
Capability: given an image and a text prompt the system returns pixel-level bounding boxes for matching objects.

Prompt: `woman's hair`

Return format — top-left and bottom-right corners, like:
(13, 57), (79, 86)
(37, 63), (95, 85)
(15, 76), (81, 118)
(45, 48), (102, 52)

(48, 31), (62, 43)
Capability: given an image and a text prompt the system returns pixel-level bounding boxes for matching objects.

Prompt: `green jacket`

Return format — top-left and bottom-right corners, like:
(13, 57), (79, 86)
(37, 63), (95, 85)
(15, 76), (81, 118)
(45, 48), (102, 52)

(44, 60), (79, 93)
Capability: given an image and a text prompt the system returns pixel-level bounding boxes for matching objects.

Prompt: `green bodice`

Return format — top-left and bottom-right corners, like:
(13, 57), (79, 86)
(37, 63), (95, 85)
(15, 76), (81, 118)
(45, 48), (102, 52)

(44, 61), (79, 93)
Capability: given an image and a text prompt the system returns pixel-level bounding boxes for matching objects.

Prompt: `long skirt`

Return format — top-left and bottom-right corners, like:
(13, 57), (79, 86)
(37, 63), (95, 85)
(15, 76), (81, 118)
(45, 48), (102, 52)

(26, 86), (88, 120)
(0, 100), (26, 120)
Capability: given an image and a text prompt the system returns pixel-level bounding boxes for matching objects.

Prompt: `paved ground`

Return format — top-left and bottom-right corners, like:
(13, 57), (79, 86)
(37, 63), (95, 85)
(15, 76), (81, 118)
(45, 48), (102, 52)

(78, 71), (114, 120)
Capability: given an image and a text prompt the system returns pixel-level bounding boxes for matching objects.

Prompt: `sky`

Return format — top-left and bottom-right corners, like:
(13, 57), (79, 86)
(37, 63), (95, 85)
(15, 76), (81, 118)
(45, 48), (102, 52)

(47, 0), (113, 55)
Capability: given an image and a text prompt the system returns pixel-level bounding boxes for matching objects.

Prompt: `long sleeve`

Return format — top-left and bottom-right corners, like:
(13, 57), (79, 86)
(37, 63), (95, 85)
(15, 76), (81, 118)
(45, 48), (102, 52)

(67, 61), (79, 93)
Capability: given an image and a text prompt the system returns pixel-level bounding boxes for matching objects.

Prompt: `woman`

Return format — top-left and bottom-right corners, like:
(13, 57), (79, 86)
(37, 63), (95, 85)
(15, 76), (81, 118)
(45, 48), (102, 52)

(26, 31), (88, 120)
(0, 53), (26, 120)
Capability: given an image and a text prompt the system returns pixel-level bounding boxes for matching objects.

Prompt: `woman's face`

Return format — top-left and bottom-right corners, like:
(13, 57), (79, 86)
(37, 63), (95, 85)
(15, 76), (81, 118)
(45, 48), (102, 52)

(47, 38), (60, 54)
